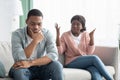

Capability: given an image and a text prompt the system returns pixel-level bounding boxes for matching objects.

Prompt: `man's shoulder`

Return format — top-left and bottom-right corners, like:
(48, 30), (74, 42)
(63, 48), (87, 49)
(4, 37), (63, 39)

(12, 27), (26, 37)
(42, 28), (50, 32)
(13, 27), (26, 33)
(42, 28), (52, 35)
(42, 28), (54, 40)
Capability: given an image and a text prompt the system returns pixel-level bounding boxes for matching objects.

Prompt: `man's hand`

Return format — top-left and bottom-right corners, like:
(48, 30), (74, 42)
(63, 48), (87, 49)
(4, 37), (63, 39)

(30, 29), (44, 44)
(13, 60), (32, 69)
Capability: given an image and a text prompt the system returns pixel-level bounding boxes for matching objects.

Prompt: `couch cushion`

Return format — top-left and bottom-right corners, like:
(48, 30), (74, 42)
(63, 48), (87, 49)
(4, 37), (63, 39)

(63, 68), (91, 80)
(63, 66), (115, 80)
(0, 78), (13, 80)
(0, 42), (14, 75)
(0, 64), (115, 80)
(0, 61), (6, 78)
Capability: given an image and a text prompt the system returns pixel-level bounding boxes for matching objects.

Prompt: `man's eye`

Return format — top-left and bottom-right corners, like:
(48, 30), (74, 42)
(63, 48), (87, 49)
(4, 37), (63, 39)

(38, 23), (42, 26)
(38, 24), (40, 26)
(30, 23), (35, 26)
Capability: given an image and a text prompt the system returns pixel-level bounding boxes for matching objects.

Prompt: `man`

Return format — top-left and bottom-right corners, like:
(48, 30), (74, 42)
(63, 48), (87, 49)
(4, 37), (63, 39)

(9, 9), (63, 80)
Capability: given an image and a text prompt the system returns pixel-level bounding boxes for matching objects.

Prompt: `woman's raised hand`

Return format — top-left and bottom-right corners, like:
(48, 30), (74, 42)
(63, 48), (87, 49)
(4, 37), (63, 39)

(55, 23), (61, 46)
(89, 28), (96, 39)
(89, 28), (96, 45)
(55, 23), (60, 36)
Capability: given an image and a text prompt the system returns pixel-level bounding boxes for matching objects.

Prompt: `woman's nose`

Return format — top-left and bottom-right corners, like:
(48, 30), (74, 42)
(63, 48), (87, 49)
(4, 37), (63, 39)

(73, 24), (78, 28)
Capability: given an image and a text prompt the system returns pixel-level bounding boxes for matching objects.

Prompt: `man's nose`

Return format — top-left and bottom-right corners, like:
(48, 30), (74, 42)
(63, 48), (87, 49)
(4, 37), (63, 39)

(34, 24), (39, 29)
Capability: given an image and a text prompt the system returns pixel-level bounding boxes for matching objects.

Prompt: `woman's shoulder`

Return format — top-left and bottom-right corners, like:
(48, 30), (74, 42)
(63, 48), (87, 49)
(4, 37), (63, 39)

(62, 31), (71, 36)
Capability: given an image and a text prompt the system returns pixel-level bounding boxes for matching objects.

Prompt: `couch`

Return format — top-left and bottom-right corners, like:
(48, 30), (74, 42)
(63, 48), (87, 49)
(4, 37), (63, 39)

(0, 41), (119, 80)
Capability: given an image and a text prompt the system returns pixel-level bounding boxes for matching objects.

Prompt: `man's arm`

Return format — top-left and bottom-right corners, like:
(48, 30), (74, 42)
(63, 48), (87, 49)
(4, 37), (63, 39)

(12, 28), (44, 61)
(29, 30), (58, 66)
(24, 29), (44, 58)
(24, 40), (39, 58)
(13, 30), (58, 68)
(31, 56), (52, 66)
(13, 56), (52, 69)
(12, 31), (27, 61)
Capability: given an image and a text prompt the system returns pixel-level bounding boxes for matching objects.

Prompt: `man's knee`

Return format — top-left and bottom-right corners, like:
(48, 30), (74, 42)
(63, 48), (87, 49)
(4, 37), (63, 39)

(48, 61), (63, 80)
(47, 61), (63, 73)
(51, 61), (63, 69)
(13, 68), (31, 79)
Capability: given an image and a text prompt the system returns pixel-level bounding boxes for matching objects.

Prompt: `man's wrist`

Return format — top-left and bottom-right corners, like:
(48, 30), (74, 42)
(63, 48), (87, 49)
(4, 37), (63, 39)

(32, 40), (39, 45)
(29, 60), (34, 66)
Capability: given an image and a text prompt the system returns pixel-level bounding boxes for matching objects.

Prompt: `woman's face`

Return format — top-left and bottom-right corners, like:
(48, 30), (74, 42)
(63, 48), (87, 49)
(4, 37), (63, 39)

(71, 20), (83, 36)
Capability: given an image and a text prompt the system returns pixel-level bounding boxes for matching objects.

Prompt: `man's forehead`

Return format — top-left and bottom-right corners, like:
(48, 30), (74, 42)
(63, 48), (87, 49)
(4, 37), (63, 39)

(30, 21), (42, 24)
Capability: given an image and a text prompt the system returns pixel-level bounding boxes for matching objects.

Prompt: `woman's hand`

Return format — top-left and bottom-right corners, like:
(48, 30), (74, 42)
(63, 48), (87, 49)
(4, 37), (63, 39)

(89, 28), (96, 39)
(55, 23), (60, 36)
(55, 23), (61, 46)
(89, 28), (96, 45)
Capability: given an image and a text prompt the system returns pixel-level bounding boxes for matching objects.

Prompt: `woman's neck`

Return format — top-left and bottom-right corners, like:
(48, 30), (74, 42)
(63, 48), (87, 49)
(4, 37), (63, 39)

(71, 32), (80, 37)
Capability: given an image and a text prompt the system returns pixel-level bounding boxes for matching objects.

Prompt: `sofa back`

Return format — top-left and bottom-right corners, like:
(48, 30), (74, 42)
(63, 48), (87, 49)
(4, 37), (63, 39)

(93, 46), (118, 66)
(0, 42), (14, 73)
(58, 46), (118, 67)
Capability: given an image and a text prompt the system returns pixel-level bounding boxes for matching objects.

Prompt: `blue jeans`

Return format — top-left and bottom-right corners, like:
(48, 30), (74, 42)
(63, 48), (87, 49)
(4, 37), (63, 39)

(9, 61), (63, 80)
(65, 55), (113, 80)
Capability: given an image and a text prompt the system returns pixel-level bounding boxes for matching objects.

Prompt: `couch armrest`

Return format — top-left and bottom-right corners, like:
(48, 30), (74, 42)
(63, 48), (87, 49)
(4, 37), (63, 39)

(93, 46), (119, 80)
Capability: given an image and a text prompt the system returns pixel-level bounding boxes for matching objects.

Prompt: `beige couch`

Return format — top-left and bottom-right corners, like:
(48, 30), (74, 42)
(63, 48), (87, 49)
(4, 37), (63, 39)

(0, 41), (119, 80)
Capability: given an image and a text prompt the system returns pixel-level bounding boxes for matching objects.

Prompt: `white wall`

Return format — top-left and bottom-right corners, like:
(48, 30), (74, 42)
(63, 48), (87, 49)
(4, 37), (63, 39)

(0, 0), (12, 41)
(33, 0), (120, 47)
(0, 0), (22, 42)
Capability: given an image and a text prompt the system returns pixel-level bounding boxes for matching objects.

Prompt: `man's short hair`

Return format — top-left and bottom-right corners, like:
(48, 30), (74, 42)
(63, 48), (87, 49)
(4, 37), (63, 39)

(27, 9), (43, 19)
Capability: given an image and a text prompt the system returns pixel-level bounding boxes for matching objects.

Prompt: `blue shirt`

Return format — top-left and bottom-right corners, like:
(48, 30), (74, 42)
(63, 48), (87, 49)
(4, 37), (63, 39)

(11, 27), (58, 62)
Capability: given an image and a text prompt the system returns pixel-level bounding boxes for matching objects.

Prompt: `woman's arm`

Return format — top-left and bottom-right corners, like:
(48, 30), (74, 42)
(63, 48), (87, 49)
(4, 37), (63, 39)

(89, 29), (96, 46)
(55, 23), (61, 46)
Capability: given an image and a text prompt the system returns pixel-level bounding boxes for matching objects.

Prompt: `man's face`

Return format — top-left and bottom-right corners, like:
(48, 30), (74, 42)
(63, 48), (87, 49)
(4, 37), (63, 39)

(26, 16), (43, 33)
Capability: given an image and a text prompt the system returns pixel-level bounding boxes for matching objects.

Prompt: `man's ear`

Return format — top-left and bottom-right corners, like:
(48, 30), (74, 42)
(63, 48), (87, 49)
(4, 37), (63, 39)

(26, 19), (28, 24)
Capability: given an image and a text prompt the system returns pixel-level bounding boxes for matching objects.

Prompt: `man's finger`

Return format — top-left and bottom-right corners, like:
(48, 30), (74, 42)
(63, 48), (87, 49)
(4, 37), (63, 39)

(15, 66), (25, 69)
(30, 29), (34, 35)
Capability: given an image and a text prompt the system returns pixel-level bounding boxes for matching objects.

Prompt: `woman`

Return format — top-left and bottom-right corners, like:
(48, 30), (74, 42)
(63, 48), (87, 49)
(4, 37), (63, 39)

(55, 15), (113, 80)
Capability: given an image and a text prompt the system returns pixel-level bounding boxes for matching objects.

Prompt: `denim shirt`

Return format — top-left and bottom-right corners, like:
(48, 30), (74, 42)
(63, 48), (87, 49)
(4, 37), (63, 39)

(11, 27), (58, 62)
